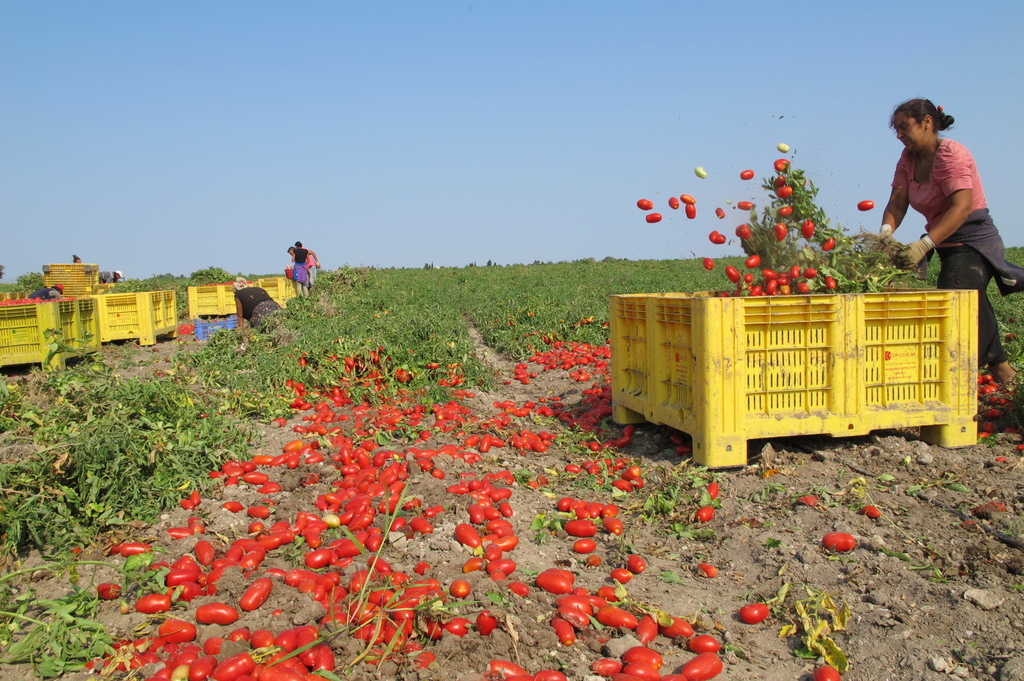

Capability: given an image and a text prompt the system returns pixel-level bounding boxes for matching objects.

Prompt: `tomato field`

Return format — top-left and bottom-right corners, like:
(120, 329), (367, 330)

(3, 253), (1024, 681)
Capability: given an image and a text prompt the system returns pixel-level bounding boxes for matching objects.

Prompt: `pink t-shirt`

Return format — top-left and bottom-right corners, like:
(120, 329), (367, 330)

(892, 138), (987, 232)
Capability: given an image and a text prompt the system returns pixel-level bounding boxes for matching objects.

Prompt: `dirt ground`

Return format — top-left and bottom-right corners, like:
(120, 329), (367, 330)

(3, 329), (1024, 681)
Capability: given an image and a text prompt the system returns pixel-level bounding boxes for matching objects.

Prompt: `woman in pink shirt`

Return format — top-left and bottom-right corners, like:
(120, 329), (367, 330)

(881, 98), (1024, 384)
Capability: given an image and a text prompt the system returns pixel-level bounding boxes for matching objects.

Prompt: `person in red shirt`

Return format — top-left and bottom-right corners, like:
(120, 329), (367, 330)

(881, 99), (1024, 385)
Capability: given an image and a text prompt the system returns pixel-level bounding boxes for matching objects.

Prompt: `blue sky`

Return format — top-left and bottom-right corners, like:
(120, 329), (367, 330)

(2, 2), (1022, 281)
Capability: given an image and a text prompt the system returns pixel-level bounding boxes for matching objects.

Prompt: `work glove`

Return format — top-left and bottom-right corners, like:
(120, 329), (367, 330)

(879, 224), (895, 237)
(897, 235), (935, 268)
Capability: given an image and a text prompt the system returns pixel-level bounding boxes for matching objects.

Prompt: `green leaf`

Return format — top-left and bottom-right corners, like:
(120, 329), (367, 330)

(658, 571), (687, 585)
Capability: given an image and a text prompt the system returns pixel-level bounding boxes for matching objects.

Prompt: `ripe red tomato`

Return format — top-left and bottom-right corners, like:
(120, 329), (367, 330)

(97, 583), (121, 600)
(797, 282), (810, 293)
(774, 158), (790, 172)
(774, 223), (788, 241)
(476, 610), (498, 636)
(715, 207), (726, 219)
(778, 205), (793, 217)
(450, 579), (471, 598)
(610, 567), (633, 584)
(860, 505), (882, 519)
(688, 634), (721, 653)
(596, 604), (638, 629)
(660, 616), (695, 638)
(212, 653), (256, 681)
(196, 602), (240, 625)
(777, 185), (793, 199)
(735, 224), (751, 239)
(681, 652), (723, 681)
(158, 618), (198, 644)
(822, 237), (836, 251)
(637, 199), (654, 210)
(803, 268), (818, 279)
(626, 555), (648, 574)
(801, 220), (816, 239)
(240, 577), (273, 611)
(694, 506), (715, 522)
(135, 593), (172, 614)
(536, 569), (574, 594)
(708, 231), (726, 245)
(668, 196), (680, 209)
(822, 532), (857, 552)
(590, 659), (622, 676)
(857, 200), (875, 211)
(573, 538), (597, 553)
(565, 519), (598, 537)
(696, 563), (718, 578)
(645, 213), (663, 224)
(738, 602), (770, 624)
(740, 169), (755, 180)
(680, 194), (696, 205)
(737, 201), (754, 210)
(702, 258), (715, 270)
(620, 647), (661, 670)
(725, 266), (740, 283)
(685, 204), (697, 219)
(813, 664), (842, 681)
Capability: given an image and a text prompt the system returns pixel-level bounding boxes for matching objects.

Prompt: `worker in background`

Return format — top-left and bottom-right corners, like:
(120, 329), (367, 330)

(232, 277), (283, 330)
(28, 284), (63, 300)
(99, 270), (124, 284)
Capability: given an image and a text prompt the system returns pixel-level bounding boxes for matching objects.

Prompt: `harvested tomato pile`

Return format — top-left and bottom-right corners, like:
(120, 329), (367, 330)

(71, 332), (889, 681)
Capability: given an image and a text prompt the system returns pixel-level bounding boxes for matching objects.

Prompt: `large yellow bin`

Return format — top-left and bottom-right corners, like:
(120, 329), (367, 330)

(256, 277), (298, 306)
(0, 298), (101, 369)
(610, 290), (979, 468)
(91, 290), (178, 345)
(43, 263), (101, 297)
(187, 284), (236, 319)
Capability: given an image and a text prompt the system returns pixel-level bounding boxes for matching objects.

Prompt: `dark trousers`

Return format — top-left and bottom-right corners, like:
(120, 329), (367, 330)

(936, 245), (1006, 367)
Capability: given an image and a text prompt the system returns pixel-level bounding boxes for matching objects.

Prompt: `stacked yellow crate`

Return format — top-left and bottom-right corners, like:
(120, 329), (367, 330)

(42, 263), (101, 296)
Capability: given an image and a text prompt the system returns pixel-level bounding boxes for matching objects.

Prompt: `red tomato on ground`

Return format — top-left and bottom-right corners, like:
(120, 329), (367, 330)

(694, 506), (715, 522)
(738, 602), (770, 624)
(822, 532), (857, 552)
(681, 652), (724, 680)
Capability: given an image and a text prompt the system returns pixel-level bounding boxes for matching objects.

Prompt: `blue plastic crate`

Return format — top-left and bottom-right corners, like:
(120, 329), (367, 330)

(193, 315), (237, 341)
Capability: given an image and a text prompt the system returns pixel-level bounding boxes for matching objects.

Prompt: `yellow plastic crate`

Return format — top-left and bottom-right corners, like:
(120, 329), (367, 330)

(90, 290), (178, 345)
(0, 298), (101, 369)
(610, 290), (978, 468)
(0, 292), (29, 301)
(257, 277), (298, 306)
(187, 284), (236, 319)
(43, 263), (101, 296)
